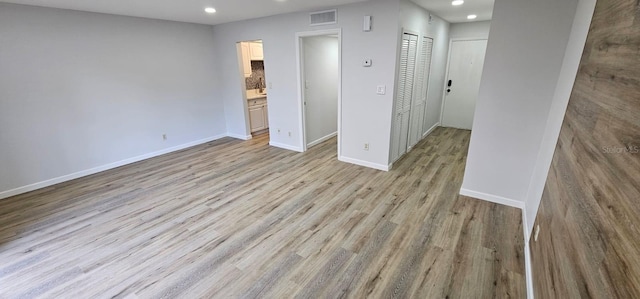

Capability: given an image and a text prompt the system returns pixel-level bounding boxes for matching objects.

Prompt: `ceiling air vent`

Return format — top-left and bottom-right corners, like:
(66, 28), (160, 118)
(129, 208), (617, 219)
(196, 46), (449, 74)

(310, 9), (337, 26)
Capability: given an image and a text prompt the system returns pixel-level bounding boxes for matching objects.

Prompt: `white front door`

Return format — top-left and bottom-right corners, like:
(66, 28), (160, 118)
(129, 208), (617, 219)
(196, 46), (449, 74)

(442, 39), (487, 130)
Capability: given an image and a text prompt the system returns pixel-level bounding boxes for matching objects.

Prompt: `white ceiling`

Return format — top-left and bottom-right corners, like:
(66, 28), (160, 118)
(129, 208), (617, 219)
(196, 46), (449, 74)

(411, 0), (494, 23)
(0, 0), (369, 25)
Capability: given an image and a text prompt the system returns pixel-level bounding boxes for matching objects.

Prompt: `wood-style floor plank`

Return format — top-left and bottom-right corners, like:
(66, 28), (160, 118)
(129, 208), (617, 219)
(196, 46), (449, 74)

(530, 0), (640, 297)
(0, 128), (524, 298)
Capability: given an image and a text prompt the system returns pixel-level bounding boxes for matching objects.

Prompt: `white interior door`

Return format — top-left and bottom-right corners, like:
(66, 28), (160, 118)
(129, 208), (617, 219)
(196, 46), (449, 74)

(442, 39), (487, 130)
(392, 33), (419, 161)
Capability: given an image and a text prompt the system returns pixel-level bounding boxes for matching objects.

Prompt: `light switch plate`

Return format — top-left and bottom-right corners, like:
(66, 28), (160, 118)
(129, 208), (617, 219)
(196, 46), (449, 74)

(376, 85), (386, 95)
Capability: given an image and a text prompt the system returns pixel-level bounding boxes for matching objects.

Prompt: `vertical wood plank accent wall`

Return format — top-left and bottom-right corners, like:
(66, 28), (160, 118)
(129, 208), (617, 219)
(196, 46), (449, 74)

(530, 0), (640, 297)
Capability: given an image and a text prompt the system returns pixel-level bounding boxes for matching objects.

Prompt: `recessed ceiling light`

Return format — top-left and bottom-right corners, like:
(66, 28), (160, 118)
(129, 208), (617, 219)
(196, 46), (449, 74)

(204, 7), (216, 14)
(467, 14), (477, 20)
(452, 0), (464, 6)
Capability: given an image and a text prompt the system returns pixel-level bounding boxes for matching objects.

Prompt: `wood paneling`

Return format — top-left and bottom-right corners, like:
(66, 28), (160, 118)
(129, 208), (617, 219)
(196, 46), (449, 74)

(0, 128), (525, 298)
(531, 0), (640, 297)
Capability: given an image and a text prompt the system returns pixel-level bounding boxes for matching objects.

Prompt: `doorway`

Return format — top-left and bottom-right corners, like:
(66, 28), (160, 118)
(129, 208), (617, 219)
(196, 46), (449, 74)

(441, 39), (488, 130)
(236, 40), (269, 140)
(296, 29), (342, 154)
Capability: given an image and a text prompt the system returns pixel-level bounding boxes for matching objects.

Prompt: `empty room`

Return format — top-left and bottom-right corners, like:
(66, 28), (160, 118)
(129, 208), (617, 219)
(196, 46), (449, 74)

(0, 0), (638, 298)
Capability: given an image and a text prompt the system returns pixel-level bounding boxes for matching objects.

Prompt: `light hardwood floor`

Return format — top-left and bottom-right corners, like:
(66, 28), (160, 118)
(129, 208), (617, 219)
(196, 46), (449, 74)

(0, 128), (525, 298)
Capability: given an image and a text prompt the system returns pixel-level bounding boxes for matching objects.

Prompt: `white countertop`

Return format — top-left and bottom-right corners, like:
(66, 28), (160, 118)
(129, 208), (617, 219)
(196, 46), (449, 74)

(246, 89), (267, 100)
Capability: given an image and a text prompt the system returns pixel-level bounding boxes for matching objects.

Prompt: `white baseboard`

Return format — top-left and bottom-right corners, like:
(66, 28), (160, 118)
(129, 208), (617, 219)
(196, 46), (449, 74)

(522, 209), (531, 244)
(525, 240), (535, 299)
(226, 132), (252, 140)
(338, 156), (390, 171)
(269, 141), (303, 152)
(459, 188), (524, 209)
(422, 122), (440, 138)
(0, 134), (227, 200)
(307, 132), (337, 148)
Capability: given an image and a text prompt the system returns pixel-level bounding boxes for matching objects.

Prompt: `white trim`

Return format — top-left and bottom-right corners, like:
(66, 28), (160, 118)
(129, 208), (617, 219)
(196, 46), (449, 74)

(459, 188), (524, 209)
(295, 29), (342, 157)
(422, 122), (440, 138)
(269, 141), (304, 152)
(338, 156), (390, 171)
(0, 134), (227, 200)
(226, 133), (253, 140)
(525, 240), (535, 299)
(522, 208), (530, 247)
(307, 132), (337, 148)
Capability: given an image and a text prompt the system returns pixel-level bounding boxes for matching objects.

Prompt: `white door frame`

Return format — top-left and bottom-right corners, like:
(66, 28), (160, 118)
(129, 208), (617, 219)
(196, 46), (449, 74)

(295, 29), (342, 155)
(440, 37), (488, 126)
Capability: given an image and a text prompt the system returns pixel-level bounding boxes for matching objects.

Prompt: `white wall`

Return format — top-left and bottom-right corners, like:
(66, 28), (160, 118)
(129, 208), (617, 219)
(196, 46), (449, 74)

(0, 3), (225, 197)
(303, 36), (339, 146)
(212, 0), (400, 169)
(450, 21), (491, 40)
(524, 0), (597, 238)
(461, 0), (578, 205)
(399, 0), (450, 133)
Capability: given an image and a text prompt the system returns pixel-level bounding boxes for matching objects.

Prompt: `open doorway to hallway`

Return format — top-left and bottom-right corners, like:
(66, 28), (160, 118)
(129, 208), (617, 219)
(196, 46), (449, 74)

(237, 40), (270, 142)
(296, 29), (341, 155)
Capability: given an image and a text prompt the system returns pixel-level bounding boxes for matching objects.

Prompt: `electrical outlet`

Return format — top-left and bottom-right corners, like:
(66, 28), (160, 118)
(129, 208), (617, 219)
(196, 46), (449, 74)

(162, 134), (167, 141)
(277, 128), (281, 134)
(364, 143), (370, 151)
(534, 225), (540, 242)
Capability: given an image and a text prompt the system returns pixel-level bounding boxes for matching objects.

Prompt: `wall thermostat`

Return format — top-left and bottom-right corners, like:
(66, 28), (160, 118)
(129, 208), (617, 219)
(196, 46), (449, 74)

(363, 59), (373, 67)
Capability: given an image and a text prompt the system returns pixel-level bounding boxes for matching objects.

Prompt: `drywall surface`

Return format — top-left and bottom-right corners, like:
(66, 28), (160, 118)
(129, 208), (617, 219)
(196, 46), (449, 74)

(212, 0), (400, 168)
(461, 0), (577, 203)
(524, 0), (596, 238)
(0, 3), (225, 196)
(400, 0), (450, 132)
(450, 21), (491, 40)
(302, 36), (339, 146)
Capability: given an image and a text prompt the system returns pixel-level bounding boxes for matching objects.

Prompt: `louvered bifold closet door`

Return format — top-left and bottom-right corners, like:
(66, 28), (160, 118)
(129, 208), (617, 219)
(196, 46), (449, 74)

(408, 36), (434, 149)
(420, 37), (434, 136)
(392, 33), (419, 162)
